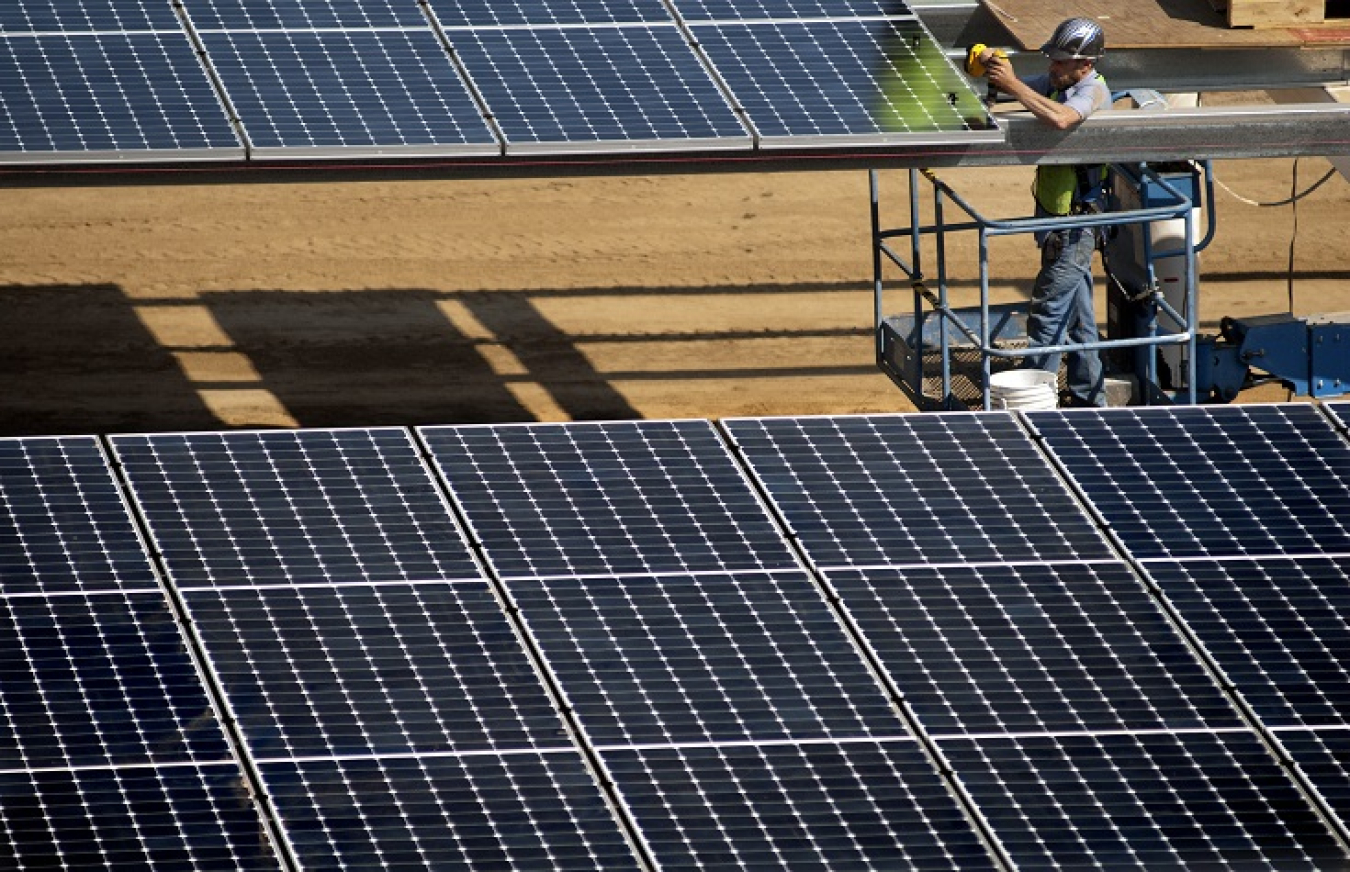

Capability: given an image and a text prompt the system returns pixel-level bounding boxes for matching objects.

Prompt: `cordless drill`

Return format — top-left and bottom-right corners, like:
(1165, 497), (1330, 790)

(964, 44), (1008, 106)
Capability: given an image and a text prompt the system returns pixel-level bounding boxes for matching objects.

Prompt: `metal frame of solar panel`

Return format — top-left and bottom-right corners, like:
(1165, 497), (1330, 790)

(1326, 400), (1350, 432)
(0, 435), (280, 869)
(109, 428), (645, 870)
(0, 0), (998, 165)
(419, 419), (1005, 870)
(721, 410), (1350, 869)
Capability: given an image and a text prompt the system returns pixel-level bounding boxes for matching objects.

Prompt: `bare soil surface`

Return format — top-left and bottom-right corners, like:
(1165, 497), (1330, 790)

(1, 153), (1347, 437)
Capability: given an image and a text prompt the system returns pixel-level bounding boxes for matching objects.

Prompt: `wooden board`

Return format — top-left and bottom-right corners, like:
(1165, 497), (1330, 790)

(982, 0), (1304, 48)
(1228, 0), (1321, 28)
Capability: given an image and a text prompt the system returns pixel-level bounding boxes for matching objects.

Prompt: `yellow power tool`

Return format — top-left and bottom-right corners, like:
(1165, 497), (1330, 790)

(963, 43), (1008, 105)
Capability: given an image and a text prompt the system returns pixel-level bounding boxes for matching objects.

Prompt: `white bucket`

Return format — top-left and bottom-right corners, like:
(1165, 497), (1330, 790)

(989, 369), (1058, 411)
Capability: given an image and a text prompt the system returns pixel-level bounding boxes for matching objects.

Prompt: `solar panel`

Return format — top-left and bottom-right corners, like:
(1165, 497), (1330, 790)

(691, 19), (995, 146)
(0, 436), (158, 595)
(182, 581), (573, 757)
(0, 0), (998, 166)
(183, 580), (647, 868)
(822, 562), (1244, 736)
(0, 764), (279, 869)
(722, 413), (1113, 568)
(0, 591), (233, 770)
(14, 410), (1350, 866)
(421, 420), (799, 578)
(110, 428), (481, 588)
(0, 435), (281, 867)
(507, 569), (904, 744)
(0, 32), (242, 162)
(0, 592), (280, 865)
(111, 428), (646, 870)
(1027, 405), (1350, 559)
(599, 739), (998, 870)
(196, 29), (499, 157)
(938, 730), (1347, 870)
(1141, 556), (1350, 729)
(258, 753), (642, 870)
(444, 24), (751, 154)
(423, 420), (1005, 867)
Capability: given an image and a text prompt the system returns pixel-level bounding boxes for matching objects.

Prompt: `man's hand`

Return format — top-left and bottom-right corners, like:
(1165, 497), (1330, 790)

(978, 53), (1088, 131)
(981, 52), (1017, 94)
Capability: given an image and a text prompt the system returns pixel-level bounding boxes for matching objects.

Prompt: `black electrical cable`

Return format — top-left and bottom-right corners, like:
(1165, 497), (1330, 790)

(1212, 161), (1338, 208)
(1214, 158), (1342, 317)
(1288, 159), (1299, 313)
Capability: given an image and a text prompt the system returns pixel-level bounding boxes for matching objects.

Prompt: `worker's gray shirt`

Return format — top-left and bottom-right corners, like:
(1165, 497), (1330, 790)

(1025, 70), (1109, 121)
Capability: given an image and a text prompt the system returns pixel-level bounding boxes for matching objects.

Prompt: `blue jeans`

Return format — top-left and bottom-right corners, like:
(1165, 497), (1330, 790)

(1024, 226), (1105, 407)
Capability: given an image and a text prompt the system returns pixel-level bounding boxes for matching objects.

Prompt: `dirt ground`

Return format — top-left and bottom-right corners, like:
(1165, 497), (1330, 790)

(1, 149), (1347, 437)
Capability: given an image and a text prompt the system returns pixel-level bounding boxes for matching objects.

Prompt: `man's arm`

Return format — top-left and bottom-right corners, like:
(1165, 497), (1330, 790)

(982, 55), (1085, 130)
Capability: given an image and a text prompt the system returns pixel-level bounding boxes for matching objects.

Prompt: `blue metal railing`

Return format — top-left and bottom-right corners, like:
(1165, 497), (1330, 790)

(871, 162), (1215, 410)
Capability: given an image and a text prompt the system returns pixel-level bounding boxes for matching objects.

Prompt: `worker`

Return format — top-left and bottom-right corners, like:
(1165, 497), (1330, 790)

(980, 18), (1110, 407)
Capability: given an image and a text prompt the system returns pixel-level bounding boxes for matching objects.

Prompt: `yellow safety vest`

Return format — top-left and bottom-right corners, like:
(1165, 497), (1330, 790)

(1034, 75), (1107, 216)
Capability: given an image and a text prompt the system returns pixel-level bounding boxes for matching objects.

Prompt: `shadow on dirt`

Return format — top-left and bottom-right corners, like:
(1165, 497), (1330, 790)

(0, 281), (879, 436)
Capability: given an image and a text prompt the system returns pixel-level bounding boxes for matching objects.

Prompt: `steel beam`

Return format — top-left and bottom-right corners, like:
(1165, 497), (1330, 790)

(942, 102), (1350, 166)
(1267, 86), (1350, 178)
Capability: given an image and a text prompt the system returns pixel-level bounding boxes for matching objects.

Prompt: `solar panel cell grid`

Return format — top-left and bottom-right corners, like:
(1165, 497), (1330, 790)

(111, 429), (480, 587)
(940, 731), (1348, 870)
(1028, 405), (1350, 559)
(0, 32), (241, 158)
(1142, 556), (1350, 728)
(0, 0), (182, 33)
(422, 421), (798, 578)
(184, 581), (571, 757)
(692, 19), (991, 143)
(600, 740), (998, 870)
(0, 764), (279, 870)
(198, 29), (499, 154)
(0, 437), (158, 595)
(260, 753), (642, 870)
(445, 25), (751, 153)
(511, 570), (906, 745)
(823, 563), (1243, 736)
(0, 591), (235, 771)
(182, 0), (426, 31)
(724, 414), (1112, 567)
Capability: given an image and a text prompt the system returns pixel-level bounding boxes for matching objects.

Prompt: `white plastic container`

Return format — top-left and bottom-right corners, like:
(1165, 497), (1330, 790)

(988, 369), (1058, 410)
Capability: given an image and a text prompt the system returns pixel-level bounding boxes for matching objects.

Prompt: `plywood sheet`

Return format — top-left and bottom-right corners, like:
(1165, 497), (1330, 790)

(983, 0), (1304, 48)
(1228, 0), (1321, 29)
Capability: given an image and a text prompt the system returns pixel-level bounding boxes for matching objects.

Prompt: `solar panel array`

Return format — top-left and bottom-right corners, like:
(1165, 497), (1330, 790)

(0, 436), (279, 868)
(0, 0), (998, 166)
(723, 410), (1350, 869)
(5, 404), (1350, 869)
